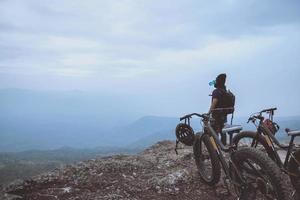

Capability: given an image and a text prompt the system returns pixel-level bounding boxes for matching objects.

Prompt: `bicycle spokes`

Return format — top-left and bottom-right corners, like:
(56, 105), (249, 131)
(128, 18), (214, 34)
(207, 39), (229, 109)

(239, 159), (277, 199)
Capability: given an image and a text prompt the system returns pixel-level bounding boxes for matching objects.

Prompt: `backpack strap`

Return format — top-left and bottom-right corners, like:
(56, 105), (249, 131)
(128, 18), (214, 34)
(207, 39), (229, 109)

(230, 112), (234, 125)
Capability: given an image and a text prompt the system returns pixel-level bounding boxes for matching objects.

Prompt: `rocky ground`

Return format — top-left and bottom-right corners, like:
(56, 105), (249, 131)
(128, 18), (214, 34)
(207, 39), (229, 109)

(0, 140), (293, 200)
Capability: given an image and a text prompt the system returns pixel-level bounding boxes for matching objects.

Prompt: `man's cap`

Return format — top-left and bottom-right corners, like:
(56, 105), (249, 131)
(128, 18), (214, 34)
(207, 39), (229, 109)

(215, 73), (226, 88)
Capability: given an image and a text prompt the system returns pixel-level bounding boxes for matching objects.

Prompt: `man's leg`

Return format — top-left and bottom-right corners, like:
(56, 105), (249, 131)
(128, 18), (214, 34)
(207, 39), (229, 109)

(219, 116), (227, 146)
(217, 121), (226, 146)
(220, 128), (226, 145)
(211, 121), (226, 145)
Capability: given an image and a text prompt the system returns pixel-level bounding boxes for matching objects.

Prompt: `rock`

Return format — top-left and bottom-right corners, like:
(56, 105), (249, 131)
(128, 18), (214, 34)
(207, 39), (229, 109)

(3, 140), (237, 200)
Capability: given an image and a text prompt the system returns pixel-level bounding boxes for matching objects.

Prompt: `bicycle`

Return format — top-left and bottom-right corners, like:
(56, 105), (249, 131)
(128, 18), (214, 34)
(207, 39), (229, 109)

(232, 107), (300, 197)
(176, 112), (290, 200)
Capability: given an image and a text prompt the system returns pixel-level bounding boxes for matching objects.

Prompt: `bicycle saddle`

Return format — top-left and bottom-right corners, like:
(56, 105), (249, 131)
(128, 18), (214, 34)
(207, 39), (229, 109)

(222, 125), (242, 134)
(285, 128), (300, 137)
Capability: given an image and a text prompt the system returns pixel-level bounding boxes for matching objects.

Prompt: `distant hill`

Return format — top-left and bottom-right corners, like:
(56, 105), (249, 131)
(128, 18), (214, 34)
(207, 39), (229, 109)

(0, 89), (181, 151)
(108, 116), (178, 147)
(1, 89), (299, 151)
(0, 112), (299, 187)
(126, 115), (300, 147)
(0, 89), (140, 151)
(0, 146), (141, 186)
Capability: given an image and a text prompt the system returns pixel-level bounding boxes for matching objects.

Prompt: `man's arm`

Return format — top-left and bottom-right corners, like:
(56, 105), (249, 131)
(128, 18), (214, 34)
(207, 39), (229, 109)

(209, 98), (218, 114)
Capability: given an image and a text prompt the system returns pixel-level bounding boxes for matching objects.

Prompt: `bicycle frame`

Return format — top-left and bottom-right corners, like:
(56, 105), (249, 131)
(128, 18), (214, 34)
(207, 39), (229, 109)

(180, 111), (295, 199)
(202, 120), (237, 178)
(181, 113), (245, 187)
(248, 109), (300, 175)
(257, 122), (294, 169)
(180, 112), (294, 199)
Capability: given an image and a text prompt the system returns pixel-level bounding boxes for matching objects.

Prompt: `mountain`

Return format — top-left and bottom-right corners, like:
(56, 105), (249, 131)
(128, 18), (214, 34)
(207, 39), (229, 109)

(121, 115), (300, 148)
(0, 114), (179, 185)
(0, 88), (180, 152)
(0, 89), (140, 151)
(2, 141), (235, 200)
(0, 88), (299, 152)
(0, 146), (141, 186)
(108, 116), (179, 147)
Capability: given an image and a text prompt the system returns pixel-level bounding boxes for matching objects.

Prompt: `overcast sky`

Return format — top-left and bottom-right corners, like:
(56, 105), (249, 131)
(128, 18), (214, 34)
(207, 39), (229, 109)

(0, 0), (300, 117)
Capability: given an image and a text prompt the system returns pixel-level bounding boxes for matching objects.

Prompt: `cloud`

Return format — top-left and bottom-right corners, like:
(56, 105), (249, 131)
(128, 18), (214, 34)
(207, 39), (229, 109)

(47, 68), (94, 77)
(0, 0), (299, 116)
(0, 0), (299, 87)
(42, 36), (98, 51)
(153, 35), (281, 69)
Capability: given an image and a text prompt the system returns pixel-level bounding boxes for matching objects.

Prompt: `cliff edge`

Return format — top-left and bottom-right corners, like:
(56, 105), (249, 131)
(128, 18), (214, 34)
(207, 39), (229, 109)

(2, 141), (235, 200)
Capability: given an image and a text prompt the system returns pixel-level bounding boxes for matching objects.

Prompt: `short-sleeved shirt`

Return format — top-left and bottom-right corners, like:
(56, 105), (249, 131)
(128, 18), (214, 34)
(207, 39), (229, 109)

(211, 88), (227, 123)
(212, 88), (224, 105)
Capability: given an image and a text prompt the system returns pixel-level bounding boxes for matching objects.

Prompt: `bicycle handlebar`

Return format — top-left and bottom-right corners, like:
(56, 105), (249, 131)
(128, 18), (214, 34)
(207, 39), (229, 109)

(247, 115), (264, 123)
(179, 113), (232, 152)
(260, 107), (277, 113)
(247, 107), (277, 123)
(180, 107), (235, 121)
(180, 113), (209, 121)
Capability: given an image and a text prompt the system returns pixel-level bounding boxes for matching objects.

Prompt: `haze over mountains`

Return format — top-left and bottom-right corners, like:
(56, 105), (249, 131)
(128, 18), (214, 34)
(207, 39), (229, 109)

(1, 89), (300, 152)
(0, 88), (300, 186)
(0, 89), (177, 152)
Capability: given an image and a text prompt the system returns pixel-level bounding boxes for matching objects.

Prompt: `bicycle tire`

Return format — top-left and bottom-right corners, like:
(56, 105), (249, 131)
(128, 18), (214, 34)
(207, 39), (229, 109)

(287, 149), (300, 197)
(232, 131), (276, 161)
(232, 147), (290, 200)
(193, 134), (221, 186)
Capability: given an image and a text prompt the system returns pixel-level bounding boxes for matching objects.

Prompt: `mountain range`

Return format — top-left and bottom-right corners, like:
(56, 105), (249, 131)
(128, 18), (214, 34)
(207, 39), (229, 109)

(1, 89), (299, 152)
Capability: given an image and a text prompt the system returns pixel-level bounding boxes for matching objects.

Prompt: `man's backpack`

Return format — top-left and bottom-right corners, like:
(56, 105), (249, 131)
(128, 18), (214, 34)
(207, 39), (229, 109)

(220, 89), (235, 115)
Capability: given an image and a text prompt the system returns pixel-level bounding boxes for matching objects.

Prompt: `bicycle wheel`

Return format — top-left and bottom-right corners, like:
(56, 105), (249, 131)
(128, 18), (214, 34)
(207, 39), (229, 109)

(287, 149), (300, 198)
(232, 147), (290, 200)
(232, 131), (276, 161)
(193, 133), (221, 186)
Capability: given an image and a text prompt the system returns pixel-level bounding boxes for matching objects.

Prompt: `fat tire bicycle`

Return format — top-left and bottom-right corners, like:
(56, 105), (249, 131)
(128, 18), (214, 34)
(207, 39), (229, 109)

(177, 112), (290, 200)
(232, 107), (300, 198)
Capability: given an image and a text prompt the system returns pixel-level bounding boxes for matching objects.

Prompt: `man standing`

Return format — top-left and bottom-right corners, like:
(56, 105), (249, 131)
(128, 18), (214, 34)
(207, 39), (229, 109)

(209, 73), (228, 145)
